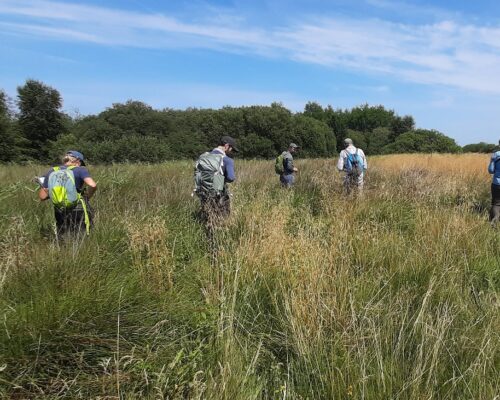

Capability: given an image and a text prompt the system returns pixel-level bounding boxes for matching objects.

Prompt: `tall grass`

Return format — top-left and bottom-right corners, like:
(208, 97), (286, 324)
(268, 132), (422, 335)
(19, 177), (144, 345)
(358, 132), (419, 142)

(0, 155), (498, 399)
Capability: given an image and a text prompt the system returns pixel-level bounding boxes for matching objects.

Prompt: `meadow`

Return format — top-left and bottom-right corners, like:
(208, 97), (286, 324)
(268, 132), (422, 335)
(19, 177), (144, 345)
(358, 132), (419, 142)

(0, 154), (498, 399)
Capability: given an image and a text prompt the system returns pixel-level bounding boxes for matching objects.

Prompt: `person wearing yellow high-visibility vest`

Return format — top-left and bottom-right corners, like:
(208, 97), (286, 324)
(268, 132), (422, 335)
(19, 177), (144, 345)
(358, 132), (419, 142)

(38, 151), (97, 239)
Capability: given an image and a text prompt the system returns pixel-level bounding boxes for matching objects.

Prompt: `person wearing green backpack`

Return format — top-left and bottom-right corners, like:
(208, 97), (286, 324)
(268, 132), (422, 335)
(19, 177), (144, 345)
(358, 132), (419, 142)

(38, 150), (97, 239)
(275, 143), (299, 188)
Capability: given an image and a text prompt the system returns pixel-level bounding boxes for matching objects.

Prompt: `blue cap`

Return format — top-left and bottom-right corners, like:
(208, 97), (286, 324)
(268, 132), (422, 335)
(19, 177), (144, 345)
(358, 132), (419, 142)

(67, 150), (85, 166)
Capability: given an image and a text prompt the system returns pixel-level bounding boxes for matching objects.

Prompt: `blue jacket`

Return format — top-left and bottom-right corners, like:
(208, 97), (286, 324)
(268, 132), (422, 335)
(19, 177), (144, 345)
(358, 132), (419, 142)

(488, 151), (500, 186)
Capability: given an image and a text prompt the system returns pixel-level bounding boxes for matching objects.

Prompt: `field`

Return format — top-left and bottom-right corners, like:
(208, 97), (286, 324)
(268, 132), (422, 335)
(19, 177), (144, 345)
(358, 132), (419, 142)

(0, 154), (499, 399)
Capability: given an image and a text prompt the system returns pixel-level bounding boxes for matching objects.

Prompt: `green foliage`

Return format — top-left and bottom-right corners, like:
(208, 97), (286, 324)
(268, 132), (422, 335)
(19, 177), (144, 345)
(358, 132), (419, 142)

(240, 133), (276, 158)
(290, 115), (335, 157)
(56, 101), (337, 162)
(17, 79), (65, 160)
(2, 80), (463, 163)
(390, 115), (415, 138)
(346, 103), (395, 132)
(462, 142), (498, 153)
(0, 91), (14, 162)
(303, 101), (327, 122)
(304, 102), (417, 152)
(382, 129), (462, 154)
(366, 127), (391, 155)
(0, 91), (27, 163)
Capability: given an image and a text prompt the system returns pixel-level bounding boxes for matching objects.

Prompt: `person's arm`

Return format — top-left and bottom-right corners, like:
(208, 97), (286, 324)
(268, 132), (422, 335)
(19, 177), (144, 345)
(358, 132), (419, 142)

(38, 187), (49, 201)
(337, 151), (345, 171)
(83, 177), (97, 199)
(38, 170), (51, 201)
(284, 156), (296, 173)
(360, 149), (368, 170)
(488, 152), (499, 174)
(223, 157), (235, 183)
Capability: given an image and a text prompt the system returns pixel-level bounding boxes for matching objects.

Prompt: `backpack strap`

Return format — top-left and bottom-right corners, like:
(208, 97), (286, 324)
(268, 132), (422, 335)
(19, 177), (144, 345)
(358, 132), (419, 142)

(78, 197), (91, 235)
(217, 153), (224, 175)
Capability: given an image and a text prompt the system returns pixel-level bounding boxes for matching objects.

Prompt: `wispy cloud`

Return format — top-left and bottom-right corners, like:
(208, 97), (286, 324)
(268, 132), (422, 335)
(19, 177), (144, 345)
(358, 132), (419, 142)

(2, 0), (500, 94)
(364, 0), (453, 20)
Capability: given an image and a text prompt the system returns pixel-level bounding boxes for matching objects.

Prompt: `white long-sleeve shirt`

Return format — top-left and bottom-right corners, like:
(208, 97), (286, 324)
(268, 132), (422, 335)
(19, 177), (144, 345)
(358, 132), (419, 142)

(337, 145), (368, 172)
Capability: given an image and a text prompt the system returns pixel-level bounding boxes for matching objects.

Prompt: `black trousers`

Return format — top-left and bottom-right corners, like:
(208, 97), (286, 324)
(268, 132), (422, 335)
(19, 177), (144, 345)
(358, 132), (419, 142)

(54, 200), (93, 238)
(490, 184), (500, 225)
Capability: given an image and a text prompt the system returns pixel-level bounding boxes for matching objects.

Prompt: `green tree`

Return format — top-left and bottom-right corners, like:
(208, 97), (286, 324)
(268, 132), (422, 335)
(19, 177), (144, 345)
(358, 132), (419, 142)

(242, 103), (292, 151)
(0, 91), (15, 162)
(390, 115), (415, 138)
(239, 133), (276, 158)
(366, 127), (391, 155)
(290, 115), (335, 158)
(345, 104), (395, 133)
(462, 142), (497, 153)
(382, 129), (461, 154)
(17, 79), (65, 160)
(303, 101), (326, 122)
(0, 91), (27, 162)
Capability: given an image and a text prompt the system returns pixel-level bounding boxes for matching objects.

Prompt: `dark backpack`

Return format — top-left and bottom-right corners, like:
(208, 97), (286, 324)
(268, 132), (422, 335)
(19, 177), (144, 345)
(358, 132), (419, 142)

(345, 149), (364, 177)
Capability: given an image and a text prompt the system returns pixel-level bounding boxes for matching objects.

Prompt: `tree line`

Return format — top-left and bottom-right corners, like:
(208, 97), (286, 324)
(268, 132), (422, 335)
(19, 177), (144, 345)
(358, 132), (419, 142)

(1, 79), (490, 164)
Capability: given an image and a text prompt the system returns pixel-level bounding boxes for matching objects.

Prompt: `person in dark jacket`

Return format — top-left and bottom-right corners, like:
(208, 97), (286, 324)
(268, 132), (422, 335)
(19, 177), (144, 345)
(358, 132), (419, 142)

(279, 143), (299, 188)
(488, 141), (500, 227)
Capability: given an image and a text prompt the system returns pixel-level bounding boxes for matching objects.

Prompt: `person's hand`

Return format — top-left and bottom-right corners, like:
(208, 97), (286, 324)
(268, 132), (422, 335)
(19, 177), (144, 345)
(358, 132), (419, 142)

(293, 167), (298, 172)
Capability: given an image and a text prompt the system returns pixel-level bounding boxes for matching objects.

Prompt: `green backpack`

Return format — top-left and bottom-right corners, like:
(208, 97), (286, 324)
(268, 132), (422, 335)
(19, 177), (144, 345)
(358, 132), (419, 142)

(274, 152), (285, 175)
(194, 152), (226, 197)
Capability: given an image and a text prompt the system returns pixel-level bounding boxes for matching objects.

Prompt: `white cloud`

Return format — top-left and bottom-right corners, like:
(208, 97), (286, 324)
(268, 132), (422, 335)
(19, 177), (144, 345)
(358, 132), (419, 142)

(2, 0), (500, 94)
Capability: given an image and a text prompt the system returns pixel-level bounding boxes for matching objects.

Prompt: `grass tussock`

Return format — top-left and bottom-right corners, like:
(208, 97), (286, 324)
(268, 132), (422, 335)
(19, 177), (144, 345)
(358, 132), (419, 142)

(0, 154), (499, 399)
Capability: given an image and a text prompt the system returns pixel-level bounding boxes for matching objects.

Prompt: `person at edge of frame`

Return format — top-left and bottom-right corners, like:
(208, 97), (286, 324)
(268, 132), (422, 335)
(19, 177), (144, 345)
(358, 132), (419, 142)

(488, 140), (500, 227)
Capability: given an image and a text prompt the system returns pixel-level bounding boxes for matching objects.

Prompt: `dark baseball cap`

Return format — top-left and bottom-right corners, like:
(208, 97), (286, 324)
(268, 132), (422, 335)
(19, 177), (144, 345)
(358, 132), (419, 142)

(67, 150), (86, 166)
(221, 136), (239, 152)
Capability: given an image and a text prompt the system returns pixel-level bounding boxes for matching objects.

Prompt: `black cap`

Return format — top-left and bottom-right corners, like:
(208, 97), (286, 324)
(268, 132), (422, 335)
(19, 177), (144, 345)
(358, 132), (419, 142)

(221, 135), (239, 152)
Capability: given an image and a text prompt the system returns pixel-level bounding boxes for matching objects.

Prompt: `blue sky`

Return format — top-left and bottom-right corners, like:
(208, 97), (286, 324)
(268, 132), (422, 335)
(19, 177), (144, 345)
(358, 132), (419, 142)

(1, 0), (500, 145)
